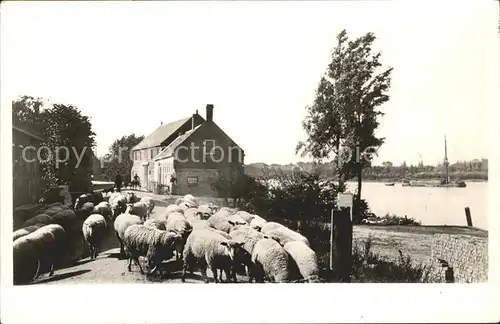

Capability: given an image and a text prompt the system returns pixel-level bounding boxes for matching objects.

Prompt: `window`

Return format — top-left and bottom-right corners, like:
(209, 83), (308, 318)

(187, 176), (198, 185)
(150, 149), (154, 160)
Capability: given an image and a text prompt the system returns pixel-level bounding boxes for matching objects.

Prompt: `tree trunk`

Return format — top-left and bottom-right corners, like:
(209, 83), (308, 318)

(355, 165), (363, 223)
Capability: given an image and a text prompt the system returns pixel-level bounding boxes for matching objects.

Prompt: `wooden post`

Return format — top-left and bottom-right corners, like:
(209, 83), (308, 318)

(334, 207), (352, 282)
(335, 193), (354, 283)
(329, 209), (335, 270)
(465, 207), (473, 227)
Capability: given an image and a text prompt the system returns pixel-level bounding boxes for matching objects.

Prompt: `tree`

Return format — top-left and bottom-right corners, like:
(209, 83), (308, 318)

(101, 134), (145, 182)
(297, 30), (393, 223)
(12, 96), (96, 196)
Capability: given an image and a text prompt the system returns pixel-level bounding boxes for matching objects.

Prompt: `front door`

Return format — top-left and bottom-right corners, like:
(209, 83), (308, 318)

(143, 165), (148, 190)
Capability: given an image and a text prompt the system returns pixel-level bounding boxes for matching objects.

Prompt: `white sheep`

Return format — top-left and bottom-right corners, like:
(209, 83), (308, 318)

(123, 224), (183, 276)
(74, 193), (92, 210)
(110, 194), (127, 219)
(82, 214), (107, 260)
(208, 228), (232, 239)
(260, 221), (284, 234)
(13, 224), (66, 283)
(196, 205), (213, 219)
(159, 204), (183, 222)
(179, 202), (195, 212)
(126, 192), (140, 204)
(125, 202), (148, 222)
(92, 201), (113, 224)
(249, 215), (267, 231)
(229, 225), (266, 255)
(184, 207), (201, 222)
(234, 211), (254, 223)
(283, 241), (320, 283)
(251, 237), (301, 283)
(190, 219), (212, 230)
(143, 218), (167, 231)
(229, 224), (267, 279)
(263, 226), (310, 247)
(114, 213), (143, 257)
(218, 206), (238, 214)
(183, 194), (198, 207)
(208, 210), (248, 233)
(165, 212), (193, 260)
(140, 196), (155, 218)
(181, 229), (247, 283)
(13, 224), (44, 241)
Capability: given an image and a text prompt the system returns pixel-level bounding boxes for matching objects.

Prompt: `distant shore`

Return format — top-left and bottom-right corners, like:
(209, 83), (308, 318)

(357, 178), (487, 183)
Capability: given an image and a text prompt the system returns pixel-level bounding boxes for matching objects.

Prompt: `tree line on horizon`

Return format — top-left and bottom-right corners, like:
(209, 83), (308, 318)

(243, 158), (488, 182)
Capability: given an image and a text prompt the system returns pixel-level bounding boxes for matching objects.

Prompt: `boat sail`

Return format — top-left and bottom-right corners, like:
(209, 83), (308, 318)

(402, 136), (466, 188)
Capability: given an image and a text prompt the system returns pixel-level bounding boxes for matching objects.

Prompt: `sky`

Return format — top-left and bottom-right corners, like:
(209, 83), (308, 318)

(2, 1), (498, 166)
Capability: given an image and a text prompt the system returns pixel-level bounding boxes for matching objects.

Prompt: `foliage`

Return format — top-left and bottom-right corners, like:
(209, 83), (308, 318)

(266, 171), (341, 223)
(12, 96), (96, 196)
(212, 169), (269, 210)
(101, 134), (145, 182)
(362, 213), (421, 226)
(245, 161), (488, 181)
(351, 236), (431, 283)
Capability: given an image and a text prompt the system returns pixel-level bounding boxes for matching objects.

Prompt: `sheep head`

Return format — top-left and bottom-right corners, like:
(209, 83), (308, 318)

(220, 240), (245, 261)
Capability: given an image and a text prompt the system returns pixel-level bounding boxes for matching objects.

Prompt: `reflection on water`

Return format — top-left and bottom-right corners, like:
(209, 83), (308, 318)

(346, 181), (488, 230)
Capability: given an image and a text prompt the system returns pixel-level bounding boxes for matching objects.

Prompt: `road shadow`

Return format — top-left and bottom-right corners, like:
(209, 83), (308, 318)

(32, 269), (91, 284)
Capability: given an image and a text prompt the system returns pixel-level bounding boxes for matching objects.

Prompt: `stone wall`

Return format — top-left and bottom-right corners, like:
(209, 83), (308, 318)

(428, 234), (488, 283)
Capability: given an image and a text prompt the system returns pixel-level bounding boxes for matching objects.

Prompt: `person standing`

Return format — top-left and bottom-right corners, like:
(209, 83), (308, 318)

(133, 173), (140, 189)
(115, 173), (122, 192)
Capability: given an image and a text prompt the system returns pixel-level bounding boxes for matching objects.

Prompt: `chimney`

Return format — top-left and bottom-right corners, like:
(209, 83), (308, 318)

(191, 113), (195, 130)
(206, 104), (214, 122)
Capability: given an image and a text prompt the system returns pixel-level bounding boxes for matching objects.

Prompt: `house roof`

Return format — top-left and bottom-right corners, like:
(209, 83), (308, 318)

(12, 124), (44, 141)
(154, 125), (202, 161)
(133, 116), (192, 151)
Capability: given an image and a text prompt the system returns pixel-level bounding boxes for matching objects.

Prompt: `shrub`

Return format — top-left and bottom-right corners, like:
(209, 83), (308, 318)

(351, 236), (431, 283)
(362, 213), (421, 226)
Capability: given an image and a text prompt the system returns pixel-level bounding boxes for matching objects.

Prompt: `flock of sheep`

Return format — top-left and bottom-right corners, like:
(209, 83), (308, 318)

(13, 190), (321, 284)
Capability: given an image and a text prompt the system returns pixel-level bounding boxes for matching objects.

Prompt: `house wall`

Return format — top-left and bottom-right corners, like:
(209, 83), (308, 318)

(172, 121), (245, 197)
(12, 128), (43, 207)
(130, 145), (163, 189)
(174, 121), (244, 169)
(173, 168), (220, 197)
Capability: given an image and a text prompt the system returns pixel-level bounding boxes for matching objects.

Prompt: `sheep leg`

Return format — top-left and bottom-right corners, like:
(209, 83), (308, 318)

(135, 258), (144, 274)
(181, 261), (188, 282)
(49, 262), (55, 277)
(127, 257), (133, 272)
(225, 267), (233, 283)
(211, 266), (219, 283)
(116, 233), (125, 258)
(32, 260), (41, 280)
(200, 267), (209, 283)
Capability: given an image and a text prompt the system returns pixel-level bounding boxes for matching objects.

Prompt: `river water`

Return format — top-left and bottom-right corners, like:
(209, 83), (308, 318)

(346, 181), (488, 230)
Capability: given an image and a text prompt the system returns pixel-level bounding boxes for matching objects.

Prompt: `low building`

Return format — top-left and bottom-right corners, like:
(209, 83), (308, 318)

(131, 104), (245, 197)
(12, 123), (44, 207)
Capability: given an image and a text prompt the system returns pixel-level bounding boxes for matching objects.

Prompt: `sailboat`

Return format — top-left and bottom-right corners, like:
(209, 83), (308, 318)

(404, 136), (466, 188)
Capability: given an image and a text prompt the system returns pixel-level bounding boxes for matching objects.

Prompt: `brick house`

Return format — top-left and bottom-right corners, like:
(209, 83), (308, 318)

(130, 104), (244, 197)
(12, 122), (44, 207)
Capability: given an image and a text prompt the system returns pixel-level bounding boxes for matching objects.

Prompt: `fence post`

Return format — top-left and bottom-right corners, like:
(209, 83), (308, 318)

(464, 207), (473, 227)
(335, 194), (354, 283)
(329, 209), (334, 270)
